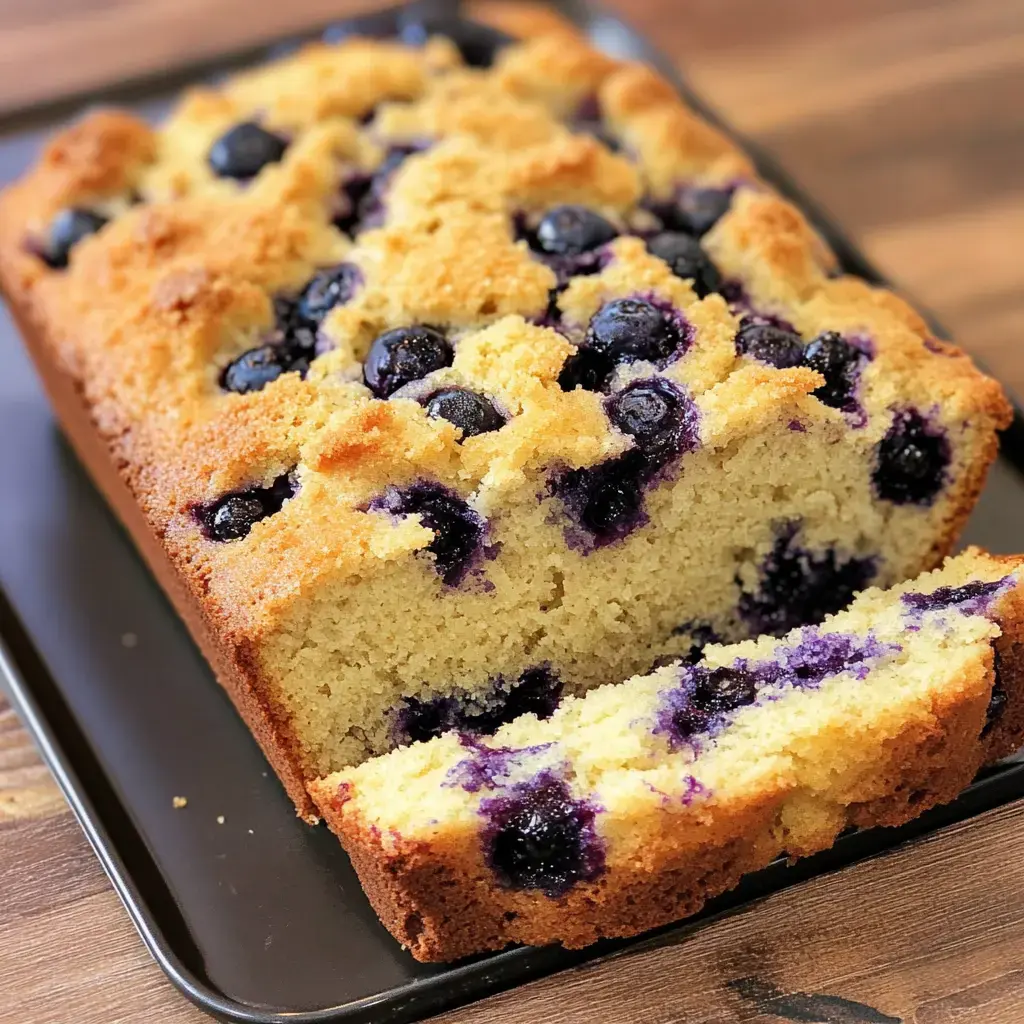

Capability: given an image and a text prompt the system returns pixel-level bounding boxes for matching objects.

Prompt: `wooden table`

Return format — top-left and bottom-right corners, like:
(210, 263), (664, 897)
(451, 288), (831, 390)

(3, 1), (1024, 1021)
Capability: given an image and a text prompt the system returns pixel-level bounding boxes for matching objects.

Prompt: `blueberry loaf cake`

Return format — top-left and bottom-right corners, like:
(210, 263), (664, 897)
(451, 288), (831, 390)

(0, 18), (1011, 819)
(310, 548), (1024, 960)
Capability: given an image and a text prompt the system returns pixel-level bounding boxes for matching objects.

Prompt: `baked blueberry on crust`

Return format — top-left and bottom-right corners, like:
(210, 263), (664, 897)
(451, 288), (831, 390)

(38, 208), (109, 268)
(208, 121), (288, 179)
(363, 326), (454, 397)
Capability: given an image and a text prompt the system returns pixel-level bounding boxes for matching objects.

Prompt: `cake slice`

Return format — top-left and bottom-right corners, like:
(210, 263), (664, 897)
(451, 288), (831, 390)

(309, 548), (1024, 961)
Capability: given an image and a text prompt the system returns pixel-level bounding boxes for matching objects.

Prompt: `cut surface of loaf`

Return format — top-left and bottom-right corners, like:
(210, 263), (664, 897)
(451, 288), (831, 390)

(310, 548), (1024, 961)
(0, 22), (1010, 818)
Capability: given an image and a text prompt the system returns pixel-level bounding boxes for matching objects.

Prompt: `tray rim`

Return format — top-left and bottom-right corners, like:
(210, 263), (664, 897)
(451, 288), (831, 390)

(4, 2), (1024, 1022)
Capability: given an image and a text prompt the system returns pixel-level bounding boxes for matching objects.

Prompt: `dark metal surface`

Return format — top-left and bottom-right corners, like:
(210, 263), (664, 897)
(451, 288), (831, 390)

(2, 2), (1023, 1022)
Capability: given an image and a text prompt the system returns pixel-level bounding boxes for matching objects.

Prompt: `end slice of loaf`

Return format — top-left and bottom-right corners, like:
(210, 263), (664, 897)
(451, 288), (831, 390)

(309, 547), (1024, 961)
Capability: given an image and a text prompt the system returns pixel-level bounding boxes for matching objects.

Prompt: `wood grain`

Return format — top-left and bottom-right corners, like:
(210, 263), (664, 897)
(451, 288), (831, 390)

(2, 0), (1024, 1021)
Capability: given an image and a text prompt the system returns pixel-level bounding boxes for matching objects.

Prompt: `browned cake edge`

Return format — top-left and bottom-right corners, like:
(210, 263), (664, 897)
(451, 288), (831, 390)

(312, 571), (1024, 961)
(3, 287), (319, 820)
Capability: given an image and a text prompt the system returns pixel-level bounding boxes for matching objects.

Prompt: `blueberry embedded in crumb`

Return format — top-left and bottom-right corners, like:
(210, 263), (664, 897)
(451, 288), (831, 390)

(363, 325), (454, 398)
(39, 208), (109, 269)
(557, 347), (616, 394)
(392, 669), (563, 746)
(220, 345), (291, 394)
(738, 525), (877, 637)
(902, 578), (1008, 615)
(586, 297), (687, 365)
(551, 452), (649, 549)
(198, 473), (296, 542)
(296, 263), (362, 325)
(532, 205), (618, 257)
(665, 664), (760, 742)
(208, 121), (288, 179)
(801, 331), (866, 412)
(693, 666), (759, 715)
(873, 409), (950, 506)
(423, 388), (505, 439)
(367, 482), (486, 586)
(645, 232), (722, 297)
(734, 320), (805, 369)
(481, 771), (605, 895)
(605, 377), (700, 470)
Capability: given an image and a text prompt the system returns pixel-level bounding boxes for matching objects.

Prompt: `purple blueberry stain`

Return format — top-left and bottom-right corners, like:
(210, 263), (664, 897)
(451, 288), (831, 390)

(365, 482), (487, 586)
(738, 524), (878, 638)
(445, 738), (558, 793)
(391, 668), (563, 746)
(654, 629), (899, 750)
(901, 576), (1012, 617)
(873, 408), (950, 506)
(481, 770), (605, 896)
(195, 472), (296, 541)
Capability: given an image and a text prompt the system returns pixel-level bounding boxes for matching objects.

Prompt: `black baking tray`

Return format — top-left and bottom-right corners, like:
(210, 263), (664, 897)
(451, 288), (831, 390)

(2, 2), (1023, 1022)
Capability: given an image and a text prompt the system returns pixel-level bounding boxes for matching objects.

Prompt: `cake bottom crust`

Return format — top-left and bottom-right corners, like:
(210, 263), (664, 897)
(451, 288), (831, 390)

(315, 602), (1024, 962)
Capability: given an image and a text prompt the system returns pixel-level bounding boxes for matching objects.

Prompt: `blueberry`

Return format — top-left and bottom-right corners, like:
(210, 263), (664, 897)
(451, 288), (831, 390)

(423, 388), (505, 438)
(532, 205), (618, 257)
(586, 298), (685, 365)
(691, 666), (759, 714)
(337, 145), (422, 234)
(646, 232), (722, 297)
(873, 410), (950, 506)
(363, 326), (453, 398)
(552, 452), (649, 548)
(482, 772), (604, 895)
(199, 473), (295, 542)
(557, 347), (616, 393)
(735, 321), (805, 368)
(801, 332), (865, 411)
(296, 263), (362, 325)
(605, 377), (699, 469)
(655, 188), (732, 238)
(208, 122), (287, 179)
(394, 694), (456, 746)
(221, 345), (289, 394)
(398, 14), (513, 67)
(40, 208), (109, 269)
(738, 526), (877, 637)
(368, 483), (486, 586)
(209, 495), (265, 541)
